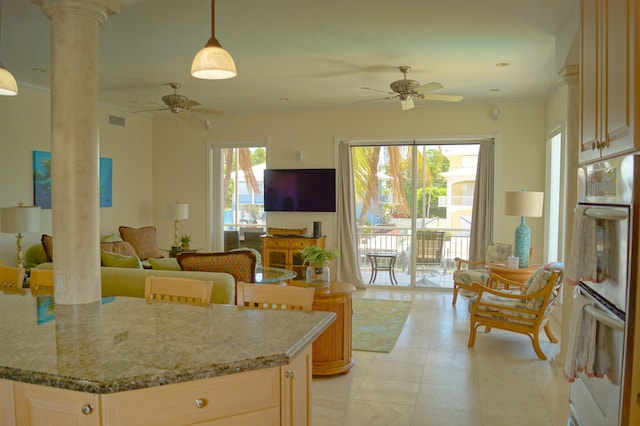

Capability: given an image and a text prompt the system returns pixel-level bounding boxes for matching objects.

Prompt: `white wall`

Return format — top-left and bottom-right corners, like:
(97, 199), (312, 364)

(0, 85), (154, 265)
(152, 102), (548, 263)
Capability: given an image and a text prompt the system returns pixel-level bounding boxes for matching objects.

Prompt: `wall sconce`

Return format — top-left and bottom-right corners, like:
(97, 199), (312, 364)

(166, 202), (189, 248)
(491, 107), (500, 120)
(504, 189), (543, 267)
(296, 150), (303, 161)
(1, 204), (41, 268)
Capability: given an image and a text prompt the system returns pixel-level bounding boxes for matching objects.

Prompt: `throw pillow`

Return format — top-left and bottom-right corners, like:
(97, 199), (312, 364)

(41, 234), (54, 262)
(100, 250), (142, 269)
(149, 257), (182, 271)
(119, 226), (163, 260)
(177, 251), (256, 283)
(100, 241), (138, 257)
(100, 233), (123, 243)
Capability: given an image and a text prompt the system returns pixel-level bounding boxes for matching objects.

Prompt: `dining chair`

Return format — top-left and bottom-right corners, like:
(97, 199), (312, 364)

(237, 282), (315, 311)
(29, 269), (54, 296)
(0, 265), (26, 294)
(144, 276), (213, 305)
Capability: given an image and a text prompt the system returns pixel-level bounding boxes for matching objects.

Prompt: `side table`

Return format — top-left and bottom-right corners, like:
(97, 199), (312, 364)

(486, 263), (540, 287)
(366, 252), (398, 285)
(309, 281), (356, 376)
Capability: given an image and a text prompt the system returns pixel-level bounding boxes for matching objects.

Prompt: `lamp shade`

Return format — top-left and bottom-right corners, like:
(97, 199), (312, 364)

(166, 202), (189, 221)
(504, 191), (544, 218)
(191, 44), (237, 80)
(0, 65), (18, 96)
(1, 205), (41, 233)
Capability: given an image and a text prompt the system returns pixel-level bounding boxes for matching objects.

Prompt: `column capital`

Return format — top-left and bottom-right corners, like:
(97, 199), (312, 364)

(559, 64), (579, 86)
(33, 0), (120, 24)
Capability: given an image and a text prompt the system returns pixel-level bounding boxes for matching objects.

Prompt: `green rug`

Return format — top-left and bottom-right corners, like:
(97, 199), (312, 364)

(352, 298), (412, 353)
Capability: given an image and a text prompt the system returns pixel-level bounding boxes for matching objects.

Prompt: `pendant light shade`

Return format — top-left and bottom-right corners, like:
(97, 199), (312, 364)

(0, 64), (18, 96)
(191, 0), (237, 80)
(0, 0), (17, 95)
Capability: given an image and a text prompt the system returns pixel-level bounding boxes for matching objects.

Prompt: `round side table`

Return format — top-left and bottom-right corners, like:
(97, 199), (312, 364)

(309, 281), (356, 376)
(486, 263), (540, 287)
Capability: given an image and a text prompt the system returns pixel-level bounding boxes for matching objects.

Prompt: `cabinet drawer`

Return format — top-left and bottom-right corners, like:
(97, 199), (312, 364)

(207, 407), (280, 425)
(103, 367), (280, 425)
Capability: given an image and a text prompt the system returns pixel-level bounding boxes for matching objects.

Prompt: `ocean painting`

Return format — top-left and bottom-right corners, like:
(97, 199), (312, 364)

(33, 151), (113, 209)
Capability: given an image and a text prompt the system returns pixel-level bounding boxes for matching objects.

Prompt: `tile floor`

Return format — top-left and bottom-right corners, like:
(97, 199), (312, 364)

(311, 288), (570, 426)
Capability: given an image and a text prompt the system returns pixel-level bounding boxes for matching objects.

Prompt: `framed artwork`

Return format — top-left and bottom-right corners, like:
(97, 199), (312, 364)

(33, 150), (113, 209)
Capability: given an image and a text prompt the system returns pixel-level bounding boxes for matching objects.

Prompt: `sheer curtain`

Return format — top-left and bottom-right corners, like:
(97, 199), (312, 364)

(468, 138), (495, 261)
(336, 141), (366, 289)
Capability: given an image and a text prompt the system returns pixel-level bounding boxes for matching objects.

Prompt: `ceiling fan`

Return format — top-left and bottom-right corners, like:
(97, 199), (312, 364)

(132, 82), (223, 115)
(359, 66), (463, 110)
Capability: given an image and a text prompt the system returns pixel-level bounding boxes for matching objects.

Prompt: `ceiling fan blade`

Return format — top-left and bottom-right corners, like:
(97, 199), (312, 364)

(422, 93), (463, 102)
(415, 82), (443, 93)
(179, 99), (201, 108)
(192, 107), (224, 114)
(400, 97), (415, 111)
(131, 107), (167, 113)
(353, 95), (396, 104)
(361, 87), (394, 95)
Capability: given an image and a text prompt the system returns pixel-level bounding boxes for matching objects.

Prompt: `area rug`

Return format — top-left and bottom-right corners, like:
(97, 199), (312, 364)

(352, 298), (412, 353)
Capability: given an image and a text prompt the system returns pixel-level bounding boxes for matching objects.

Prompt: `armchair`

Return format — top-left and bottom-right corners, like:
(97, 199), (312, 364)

(467, 264), (563, 360)
(451, 243), (512, 305)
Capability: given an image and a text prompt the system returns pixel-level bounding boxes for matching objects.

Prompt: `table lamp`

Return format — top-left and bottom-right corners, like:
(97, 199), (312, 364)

(504, 189), (544, 268)
(166, 202), (189, 248)
(1, 204), (41, 268)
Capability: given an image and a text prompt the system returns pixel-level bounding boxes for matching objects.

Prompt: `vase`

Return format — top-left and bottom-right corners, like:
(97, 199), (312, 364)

(306, 264), (330, 288)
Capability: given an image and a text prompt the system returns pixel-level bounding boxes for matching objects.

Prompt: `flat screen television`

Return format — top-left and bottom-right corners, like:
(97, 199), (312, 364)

(263, 168), (336, 212)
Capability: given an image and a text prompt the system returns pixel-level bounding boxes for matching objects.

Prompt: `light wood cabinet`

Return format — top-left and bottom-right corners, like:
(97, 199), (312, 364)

(262, 236), (326, 283)
(1, 379), (15, 426)
(579, 0), (637, 163)
(13, 381), (100, 426)
(4, 347), (312, 426)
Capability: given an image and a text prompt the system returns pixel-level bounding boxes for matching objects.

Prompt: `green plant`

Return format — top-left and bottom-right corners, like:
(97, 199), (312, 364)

(300, 245), (339, 266)
(180, 234), (191, 244)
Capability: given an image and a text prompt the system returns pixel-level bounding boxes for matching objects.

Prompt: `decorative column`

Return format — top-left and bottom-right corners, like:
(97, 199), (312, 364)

(552, 64), (579, 370)
(34, 0), (119, 304)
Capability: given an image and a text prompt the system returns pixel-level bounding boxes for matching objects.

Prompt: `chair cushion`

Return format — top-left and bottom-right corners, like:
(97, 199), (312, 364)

(119, 226), (163, 260)
(149, 257), (182, 271)
(453, 269), (489, 286)
(485, 243), (512, 264)
(177, 250), (257, 283)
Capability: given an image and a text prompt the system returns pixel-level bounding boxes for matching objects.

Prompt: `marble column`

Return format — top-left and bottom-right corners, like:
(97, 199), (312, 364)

(552, 64), (579, 370)
(34, 0), (120, 304)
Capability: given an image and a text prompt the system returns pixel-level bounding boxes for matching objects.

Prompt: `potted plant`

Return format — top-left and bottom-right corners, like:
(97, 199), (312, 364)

(300, 245), (339, 287)
(180, 234), (191, 250)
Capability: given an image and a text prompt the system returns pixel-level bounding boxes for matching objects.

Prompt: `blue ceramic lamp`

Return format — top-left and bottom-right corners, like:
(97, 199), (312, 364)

(504, 189), (544, 268)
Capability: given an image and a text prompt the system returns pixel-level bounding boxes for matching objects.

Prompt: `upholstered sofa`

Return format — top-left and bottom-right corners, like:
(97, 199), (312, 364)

(35, 262), (236, 305)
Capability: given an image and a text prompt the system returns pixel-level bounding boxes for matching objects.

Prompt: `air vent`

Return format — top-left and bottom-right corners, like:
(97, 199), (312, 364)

(109, 115), (126, 127)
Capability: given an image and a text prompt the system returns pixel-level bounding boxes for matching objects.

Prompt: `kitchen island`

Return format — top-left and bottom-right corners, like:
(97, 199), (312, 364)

(0, 291), (335, 425)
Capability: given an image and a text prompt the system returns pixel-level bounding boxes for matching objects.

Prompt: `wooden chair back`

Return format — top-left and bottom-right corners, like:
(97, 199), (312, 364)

(30, 269), (54, 296)
(144, 276), (213, 305)
(0, 265), (26, 294)
(237, 283), (315, 311)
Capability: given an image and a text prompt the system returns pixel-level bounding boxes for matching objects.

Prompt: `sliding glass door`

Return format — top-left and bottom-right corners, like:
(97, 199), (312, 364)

(351, 142), (479, 289)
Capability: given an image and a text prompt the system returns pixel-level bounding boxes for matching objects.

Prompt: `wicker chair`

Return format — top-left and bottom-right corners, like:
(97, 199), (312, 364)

(451, 243), (513, 305)
(467, 265), (563, 360)
(144, 276), (213, 305)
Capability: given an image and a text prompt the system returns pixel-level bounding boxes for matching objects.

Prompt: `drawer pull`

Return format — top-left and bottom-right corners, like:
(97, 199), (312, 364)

(81, 404), (94, 415)
(195, 398), (207, 409)
(286, 370), (295, 379)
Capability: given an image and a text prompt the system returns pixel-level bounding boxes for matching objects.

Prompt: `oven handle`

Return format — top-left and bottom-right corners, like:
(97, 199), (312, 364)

(584, 304), (625, 331)
(584, 207), (628, 221)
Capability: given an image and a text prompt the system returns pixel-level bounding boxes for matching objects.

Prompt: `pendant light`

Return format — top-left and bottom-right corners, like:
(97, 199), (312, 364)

(0, 0), (17, 96)
(191, 0), (237, 80)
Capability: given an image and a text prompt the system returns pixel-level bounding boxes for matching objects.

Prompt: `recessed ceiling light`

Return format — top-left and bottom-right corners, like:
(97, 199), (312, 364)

(496, 62), (510, 67)
(489, 88), (500, 92)
(31, 67), (46, 73)
(280, 97), (289, 102)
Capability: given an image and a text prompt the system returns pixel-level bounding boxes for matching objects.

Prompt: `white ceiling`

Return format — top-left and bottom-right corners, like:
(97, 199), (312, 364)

(2, 0), (578, 116)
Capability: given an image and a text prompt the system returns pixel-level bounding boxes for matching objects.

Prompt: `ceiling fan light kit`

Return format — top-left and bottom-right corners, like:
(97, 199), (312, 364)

(0, 0), (17, 96)
(191, 0), (237, 80)
(360, 65), (462, 111)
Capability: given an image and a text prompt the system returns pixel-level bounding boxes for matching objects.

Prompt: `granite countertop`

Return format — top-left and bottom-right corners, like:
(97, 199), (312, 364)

(0, 292), (335, 394)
